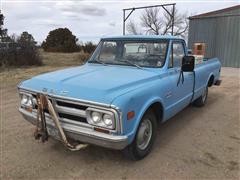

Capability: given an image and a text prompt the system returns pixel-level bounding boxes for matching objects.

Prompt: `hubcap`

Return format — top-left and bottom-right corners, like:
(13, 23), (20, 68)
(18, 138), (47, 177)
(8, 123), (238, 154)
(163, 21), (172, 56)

(136, 119), (153, 150)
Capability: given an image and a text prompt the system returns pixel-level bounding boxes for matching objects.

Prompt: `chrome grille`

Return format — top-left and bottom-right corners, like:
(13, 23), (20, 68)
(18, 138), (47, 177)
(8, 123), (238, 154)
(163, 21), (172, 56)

(55, 101), (87, 118)
(20, 89), (121, 133)
(32, 94), (89, 125)
(52, 98), (88, 124)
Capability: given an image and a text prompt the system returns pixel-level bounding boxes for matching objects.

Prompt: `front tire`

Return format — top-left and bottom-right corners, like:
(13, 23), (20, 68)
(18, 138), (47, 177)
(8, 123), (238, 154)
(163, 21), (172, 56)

(193, 86), (208, 107)
(123, 110), (157, 160)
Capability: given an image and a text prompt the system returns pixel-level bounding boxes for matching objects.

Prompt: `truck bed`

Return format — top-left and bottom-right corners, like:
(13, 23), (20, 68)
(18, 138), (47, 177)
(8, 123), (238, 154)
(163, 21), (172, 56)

(193, 57), (221, 101)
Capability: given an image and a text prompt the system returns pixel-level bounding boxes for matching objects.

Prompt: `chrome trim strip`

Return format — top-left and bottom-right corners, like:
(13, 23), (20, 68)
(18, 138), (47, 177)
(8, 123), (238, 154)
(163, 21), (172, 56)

(111, 104), (123, 134)
(55, 105), (86, 118)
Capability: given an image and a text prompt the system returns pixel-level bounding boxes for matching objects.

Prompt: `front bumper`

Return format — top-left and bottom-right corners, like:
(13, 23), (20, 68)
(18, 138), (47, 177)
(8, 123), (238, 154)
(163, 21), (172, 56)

(19, 108), (128, 150)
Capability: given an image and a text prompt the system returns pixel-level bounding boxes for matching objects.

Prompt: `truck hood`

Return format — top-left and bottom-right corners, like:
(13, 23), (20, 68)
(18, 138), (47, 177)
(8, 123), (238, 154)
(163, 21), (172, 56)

(20, 63), (160, 105)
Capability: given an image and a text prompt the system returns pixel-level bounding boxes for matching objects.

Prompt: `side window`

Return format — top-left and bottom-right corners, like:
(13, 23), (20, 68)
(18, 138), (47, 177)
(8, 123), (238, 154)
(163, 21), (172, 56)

(169, 42), (185, 68)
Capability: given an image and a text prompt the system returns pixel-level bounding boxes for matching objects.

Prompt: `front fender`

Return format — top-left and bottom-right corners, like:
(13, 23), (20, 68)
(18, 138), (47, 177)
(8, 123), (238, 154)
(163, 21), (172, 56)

(111, 88), (165, 144)
(128, 97), (164, 143)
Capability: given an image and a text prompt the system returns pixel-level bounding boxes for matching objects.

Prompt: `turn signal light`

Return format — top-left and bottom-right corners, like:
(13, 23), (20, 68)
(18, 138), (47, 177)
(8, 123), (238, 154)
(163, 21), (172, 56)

(127, 111), (135, 120)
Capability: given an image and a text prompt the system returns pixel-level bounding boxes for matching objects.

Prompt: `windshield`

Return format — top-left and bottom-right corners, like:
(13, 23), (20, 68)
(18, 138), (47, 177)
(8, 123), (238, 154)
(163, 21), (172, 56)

(89, 40), (169, 68)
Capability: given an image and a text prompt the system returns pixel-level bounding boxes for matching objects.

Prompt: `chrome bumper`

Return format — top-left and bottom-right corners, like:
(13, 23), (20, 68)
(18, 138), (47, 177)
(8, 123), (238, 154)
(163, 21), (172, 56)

(19, 108), (128, 150)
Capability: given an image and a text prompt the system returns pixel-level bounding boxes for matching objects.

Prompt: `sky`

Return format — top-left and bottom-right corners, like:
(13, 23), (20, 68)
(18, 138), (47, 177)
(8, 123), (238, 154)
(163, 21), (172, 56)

(0, 0), (239, 44)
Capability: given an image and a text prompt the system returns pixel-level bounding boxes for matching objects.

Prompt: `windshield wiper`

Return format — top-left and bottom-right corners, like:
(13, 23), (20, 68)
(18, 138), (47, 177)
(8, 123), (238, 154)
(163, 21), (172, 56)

(89, 59), (107, 66)
(119, 60), (142, 69)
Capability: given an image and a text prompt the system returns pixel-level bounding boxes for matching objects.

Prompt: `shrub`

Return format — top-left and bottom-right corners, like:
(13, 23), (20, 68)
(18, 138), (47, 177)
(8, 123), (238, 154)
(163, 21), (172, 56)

(42, 28), (79, 53)
(81, 42), (96, 54)
(0, 31), (42, 67)
(0, 45), (42, 67)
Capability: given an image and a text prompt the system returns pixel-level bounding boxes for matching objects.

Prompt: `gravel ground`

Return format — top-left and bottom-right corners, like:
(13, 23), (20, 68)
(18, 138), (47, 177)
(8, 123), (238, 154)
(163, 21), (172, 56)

(0, 67), (239, 179)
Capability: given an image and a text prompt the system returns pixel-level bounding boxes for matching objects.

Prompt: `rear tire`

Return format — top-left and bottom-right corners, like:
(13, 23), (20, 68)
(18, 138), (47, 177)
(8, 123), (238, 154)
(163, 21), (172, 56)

(123, 110), (157, 160)
(193, 86), (208, 107)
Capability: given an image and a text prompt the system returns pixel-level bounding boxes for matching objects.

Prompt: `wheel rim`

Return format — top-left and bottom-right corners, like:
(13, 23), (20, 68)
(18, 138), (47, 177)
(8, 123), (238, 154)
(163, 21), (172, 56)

(202, 87), (207, 102)
(136, 118), (153, 150)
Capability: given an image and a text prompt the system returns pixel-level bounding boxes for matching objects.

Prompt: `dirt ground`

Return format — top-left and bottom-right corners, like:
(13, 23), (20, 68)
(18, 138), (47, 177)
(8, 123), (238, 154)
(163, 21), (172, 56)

(0, 67), (239, 179)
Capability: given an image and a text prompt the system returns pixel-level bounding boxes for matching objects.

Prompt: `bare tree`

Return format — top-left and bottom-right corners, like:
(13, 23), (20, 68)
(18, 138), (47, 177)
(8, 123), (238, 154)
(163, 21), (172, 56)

(127, 20), (142, 35)
(127, 7), (189, 38)
(141, 7), (162, 35)
(162, 7), (189, 38)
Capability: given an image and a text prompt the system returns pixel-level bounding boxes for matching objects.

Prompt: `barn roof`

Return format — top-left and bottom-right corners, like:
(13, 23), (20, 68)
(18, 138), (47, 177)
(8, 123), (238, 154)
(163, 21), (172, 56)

(189, 5), (240, 19)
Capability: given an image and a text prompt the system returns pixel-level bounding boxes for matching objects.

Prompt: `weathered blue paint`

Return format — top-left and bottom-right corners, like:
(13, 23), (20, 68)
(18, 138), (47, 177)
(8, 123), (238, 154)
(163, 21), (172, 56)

(18, 35), (221, 147)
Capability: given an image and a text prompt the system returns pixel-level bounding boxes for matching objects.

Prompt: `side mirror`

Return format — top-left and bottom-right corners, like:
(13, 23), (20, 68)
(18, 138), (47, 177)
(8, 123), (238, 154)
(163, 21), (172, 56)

(182, 56), (195, 72)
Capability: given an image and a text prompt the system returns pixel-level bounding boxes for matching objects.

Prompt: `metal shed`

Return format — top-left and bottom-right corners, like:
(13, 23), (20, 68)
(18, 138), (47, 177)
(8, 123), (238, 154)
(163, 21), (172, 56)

(188, 5), (240, 67)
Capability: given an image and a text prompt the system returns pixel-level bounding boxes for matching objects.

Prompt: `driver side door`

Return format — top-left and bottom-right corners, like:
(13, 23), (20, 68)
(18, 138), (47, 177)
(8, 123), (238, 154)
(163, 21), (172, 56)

(164, 40), (194, 119)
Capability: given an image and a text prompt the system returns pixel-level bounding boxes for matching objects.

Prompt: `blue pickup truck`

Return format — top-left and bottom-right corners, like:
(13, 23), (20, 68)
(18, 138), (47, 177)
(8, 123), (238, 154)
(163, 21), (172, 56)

(18, 35), (221, 160)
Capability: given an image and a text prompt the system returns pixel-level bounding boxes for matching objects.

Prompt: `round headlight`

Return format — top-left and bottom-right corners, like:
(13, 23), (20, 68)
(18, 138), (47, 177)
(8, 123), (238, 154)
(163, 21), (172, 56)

(27, 99), (33, 106)
(103, 114), (113, 126)
(21, 94), (29, 105)
(91, 112), (101, 123)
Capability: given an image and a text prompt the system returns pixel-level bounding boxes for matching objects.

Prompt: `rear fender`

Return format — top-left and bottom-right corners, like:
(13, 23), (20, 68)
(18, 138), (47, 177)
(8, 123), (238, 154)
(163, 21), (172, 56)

(207, 73), (214, 87)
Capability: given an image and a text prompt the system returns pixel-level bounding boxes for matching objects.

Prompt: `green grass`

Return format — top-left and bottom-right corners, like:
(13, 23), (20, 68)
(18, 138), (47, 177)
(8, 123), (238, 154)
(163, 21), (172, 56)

(0, 49), (89, 87)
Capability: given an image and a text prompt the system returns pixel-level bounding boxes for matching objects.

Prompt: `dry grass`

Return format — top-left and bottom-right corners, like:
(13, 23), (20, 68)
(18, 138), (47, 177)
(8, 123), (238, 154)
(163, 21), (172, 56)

(0, 49), (89, 87)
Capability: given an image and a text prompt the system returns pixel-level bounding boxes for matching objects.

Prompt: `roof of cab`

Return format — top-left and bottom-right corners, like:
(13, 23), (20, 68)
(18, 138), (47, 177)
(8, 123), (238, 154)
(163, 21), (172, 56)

(101, 35), (183, 41)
